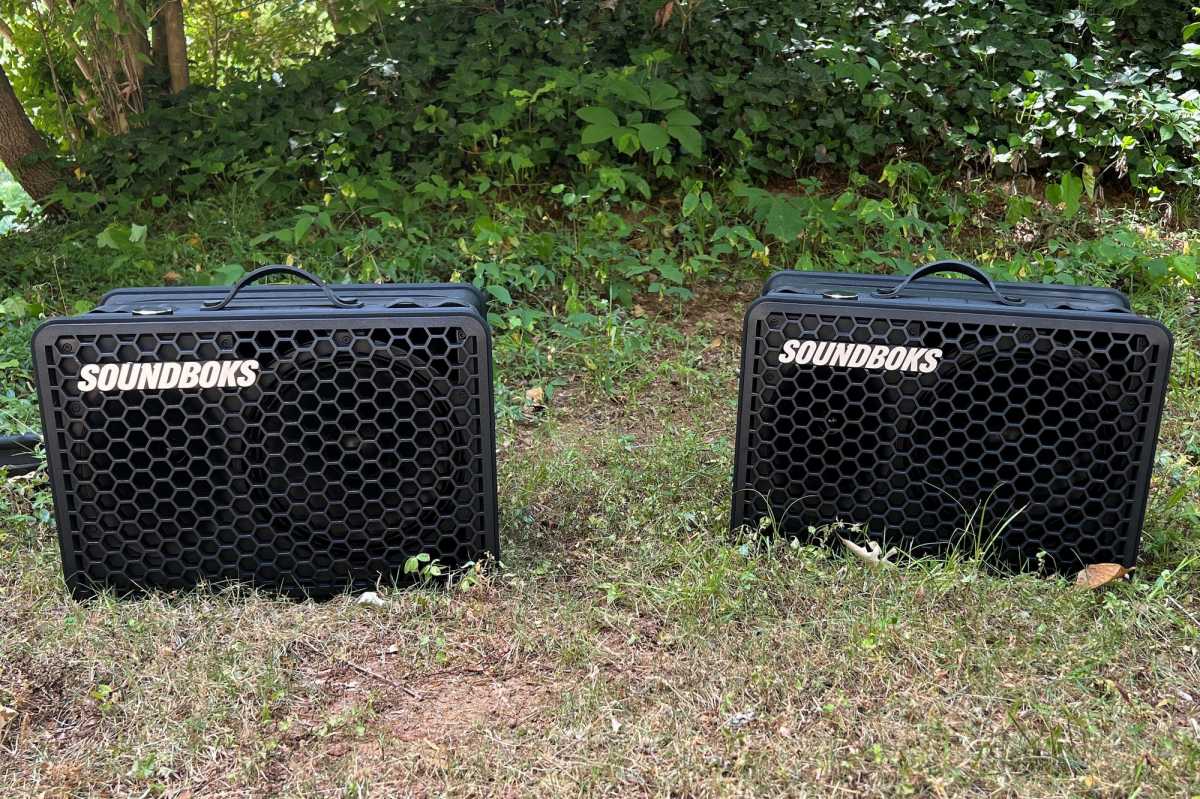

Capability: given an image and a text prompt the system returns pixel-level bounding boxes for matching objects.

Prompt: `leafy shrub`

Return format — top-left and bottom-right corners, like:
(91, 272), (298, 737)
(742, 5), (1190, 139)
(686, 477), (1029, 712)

(0, 169), (33, 235)
(2, 0), (1195, 367)
(61, 0), (1199, 217)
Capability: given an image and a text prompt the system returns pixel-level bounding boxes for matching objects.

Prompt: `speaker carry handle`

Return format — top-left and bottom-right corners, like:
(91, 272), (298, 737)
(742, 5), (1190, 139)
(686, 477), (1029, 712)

(875, 260), (1024, 306)
(202, 265), (363, 311)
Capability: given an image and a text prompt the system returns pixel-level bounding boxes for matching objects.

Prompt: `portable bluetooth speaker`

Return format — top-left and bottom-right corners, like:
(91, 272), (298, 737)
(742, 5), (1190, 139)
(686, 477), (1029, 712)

(731, 261), (1172, 571)
(33, 266), (498, 598)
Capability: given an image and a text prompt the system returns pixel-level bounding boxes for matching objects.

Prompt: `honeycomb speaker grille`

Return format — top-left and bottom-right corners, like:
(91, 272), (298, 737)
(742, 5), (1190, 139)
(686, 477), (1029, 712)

(732, 307), (1171, 571)
(36, 321), (496, 597)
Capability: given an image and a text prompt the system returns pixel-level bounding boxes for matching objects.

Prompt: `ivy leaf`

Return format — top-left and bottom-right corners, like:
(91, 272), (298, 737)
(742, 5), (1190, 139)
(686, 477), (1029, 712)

(635, 123), (670, 151)
(576, 106), (620, 127)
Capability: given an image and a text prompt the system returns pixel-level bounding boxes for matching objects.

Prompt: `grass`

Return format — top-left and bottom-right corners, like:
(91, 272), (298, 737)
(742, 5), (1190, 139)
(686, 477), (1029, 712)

(1, 280), (1199, 797)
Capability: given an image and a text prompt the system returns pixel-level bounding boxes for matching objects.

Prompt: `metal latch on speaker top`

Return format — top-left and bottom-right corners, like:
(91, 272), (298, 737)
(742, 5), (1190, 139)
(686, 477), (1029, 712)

(131, 304), (174, 316)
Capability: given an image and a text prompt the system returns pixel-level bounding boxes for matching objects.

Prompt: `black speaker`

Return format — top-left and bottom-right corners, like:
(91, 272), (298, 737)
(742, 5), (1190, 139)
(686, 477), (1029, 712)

(33, 266), (498, 598)
(731, 261), (1173, 571)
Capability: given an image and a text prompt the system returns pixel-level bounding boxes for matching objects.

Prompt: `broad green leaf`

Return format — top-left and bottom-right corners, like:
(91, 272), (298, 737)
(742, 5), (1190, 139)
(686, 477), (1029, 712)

(635, 123), (670, 151)
(610, 79), (650, 107)
(576, 106), (620, 127)
(668, 125), (703, 154)
(1170, 255), (1197, 282)
(647, 81), (682, 110)
(486, 284), (513, 304)
(0, 295), (29, 319)
(212, 263), (246, 285)
(665, 109), (701, 127)
(1081, 165), (1096, 201)
(1057, 172), (1083, 218)
(581, 123), (618, 144)
(681, 190), (700, 218)
(615, 129), (641, 155)
(656, 261), (685, 283)
(293, 215), (314, 243)
(764, 197), (805, 242)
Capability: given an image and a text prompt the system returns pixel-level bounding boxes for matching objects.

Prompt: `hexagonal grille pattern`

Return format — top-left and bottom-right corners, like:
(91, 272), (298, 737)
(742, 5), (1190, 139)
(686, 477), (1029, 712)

(41, 324), (493, 595)
(735, 309), (1165, 571)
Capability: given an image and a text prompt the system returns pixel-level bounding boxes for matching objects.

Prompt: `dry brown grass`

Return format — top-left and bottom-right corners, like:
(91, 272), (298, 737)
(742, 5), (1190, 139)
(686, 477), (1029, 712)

(2, 289), (1199, 797)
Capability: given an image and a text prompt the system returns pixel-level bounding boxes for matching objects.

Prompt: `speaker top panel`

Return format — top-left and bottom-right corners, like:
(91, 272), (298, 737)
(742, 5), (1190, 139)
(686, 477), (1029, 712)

(96, 281), (488, 317)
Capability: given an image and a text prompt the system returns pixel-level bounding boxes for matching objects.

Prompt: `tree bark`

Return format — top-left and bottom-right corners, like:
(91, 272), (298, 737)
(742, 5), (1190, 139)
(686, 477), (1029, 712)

(152, 8), (169, 74)
(116, 2), (150, 111)
(0, 18), (18, 52)
(162, 0), (188, 93)
(0, 64), (60, 203)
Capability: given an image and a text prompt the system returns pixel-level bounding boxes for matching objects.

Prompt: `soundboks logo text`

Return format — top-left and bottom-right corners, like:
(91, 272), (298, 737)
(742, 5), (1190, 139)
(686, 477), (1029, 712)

(778, 340), (943, 374)
(76, 360), (261, 393)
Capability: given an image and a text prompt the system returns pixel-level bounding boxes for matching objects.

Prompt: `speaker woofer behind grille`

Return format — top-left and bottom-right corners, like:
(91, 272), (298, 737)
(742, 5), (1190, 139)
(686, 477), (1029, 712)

(35, 302), (497, 599)
(732, 288), (1171, 573)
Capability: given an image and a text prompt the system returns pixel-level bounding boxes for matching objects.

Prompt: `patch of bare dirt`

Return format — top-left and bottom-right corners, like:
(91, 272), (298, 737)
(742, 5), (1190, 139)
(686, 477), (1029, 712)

(378, 669), (555, 742)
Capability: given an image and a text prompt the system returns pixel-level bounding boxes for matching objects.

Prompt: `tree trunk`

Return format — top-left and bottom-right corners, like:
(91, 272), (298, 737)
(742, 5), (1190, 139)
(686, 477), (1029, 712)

(162, 0), (189, 93)
(0, 18), (19, 52)
(152, 9), (169, 74)
(0, 64), (60, 203)
(117, 2), (150, 112)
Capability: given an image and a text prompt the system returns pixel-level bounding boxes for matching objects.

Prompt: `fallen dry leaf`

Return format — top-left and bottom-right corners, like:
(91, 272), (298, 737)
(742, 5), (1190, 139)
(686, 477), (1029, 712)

(356, 591), (387, 607)
(1075, 563), (1132, 589)
(654, 0), (675, 29)
(839, 537), (895, 568)
(525, 386), (546, 408)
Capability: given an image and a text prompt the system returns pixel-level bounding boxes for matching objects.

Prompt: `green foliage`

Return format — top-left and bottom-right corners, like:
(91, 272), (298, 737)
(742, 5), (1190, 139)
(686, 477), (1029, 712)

(47, 0), (1199, 215)
(184, 0), (337, 87)
(0, 169), (33, 235)
(1, 1), (1197, 373)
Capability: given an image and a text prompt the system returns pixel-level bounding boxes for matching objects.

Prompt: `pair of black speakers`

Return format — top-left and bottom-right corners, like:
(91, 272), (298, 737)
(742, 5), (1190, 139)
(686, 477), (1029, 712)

(32, 262), (1172, 598)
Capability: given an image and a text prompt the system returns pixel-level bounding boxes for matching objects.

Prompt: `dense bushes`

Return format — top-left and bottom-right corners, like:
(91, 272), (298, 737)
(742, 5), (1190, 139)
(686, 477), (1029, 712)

(62, 0), (1199, 216)
(1, 2), (1197, 398)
